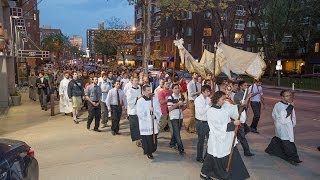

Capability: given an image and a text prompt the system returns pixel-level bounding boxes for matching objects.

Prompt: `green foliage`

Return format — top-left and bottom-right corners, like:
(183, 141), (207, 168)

(93, 32), (117, 57)
(41, 33), (70, 54)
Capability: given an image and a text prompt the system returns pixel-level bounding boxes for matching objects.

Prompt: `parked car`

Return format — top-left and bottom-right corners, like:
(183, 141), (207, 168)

(0, 139), (39, 180)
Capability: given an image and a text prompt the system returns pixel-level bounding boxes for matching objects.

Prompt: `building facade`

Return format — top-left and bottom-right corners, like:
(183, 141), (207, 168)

(39, 26), (62, 42)
(70, 35), (83, 50)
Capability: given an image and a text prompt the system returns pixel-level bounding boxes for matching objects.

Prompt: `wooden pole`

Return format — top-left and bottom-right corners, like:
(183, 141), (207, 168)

(150, 96), (156, 144)
(50, 93), (55, 116)
(213, 42), (217, 92)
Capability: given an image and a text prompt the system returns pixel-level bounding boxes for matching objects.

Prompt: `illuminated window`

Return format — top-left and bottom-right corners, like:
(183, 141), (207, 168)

(203, 28), (212, 36)
(315, 43), (319, 53)
(234, 33), (244, 44)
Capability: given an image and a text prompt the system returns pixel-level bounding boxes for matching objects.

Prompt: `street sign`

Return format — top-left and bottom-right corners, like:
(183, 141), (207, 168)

(17, 50), (50, 58)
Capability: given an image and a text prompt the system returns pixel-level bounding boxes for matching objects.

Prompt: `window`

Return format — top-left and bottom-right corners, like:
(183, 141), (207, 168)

(187, 11), (192, 19)
(236, 5), (245, 16)
(315, 43), (319, 53)
(235, 19), (245, 30)
(172, 27), (175, 37)
(203, 28), (212, 36)
(27, 22), (31, 27)
(181, 11), (192, 19)
(33, 13), (37, 21)
(257, 38), (262, 44)
(204, 44), (212, 52)
(187, 44), (192, 52)
(186, 27), (192, 36)
(234, 33), (244, 44)
(204, 11), (212, 20)
(246, 34), (255, 41)
(247, 20), (255, 27)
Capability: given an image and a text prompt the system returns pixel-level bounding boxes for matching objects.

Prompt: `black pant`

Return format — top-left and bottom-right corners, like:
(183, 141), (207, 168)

(38, 89), (47, 109)
(111, 105), (122, 133)
(237, 124), (251, 154)
(141, 134), (158, 155)
(170, 119), (184, 152)
(250, 101), (261, 130)
(87, 103), (101, 130)
(196, 119), (210, 160)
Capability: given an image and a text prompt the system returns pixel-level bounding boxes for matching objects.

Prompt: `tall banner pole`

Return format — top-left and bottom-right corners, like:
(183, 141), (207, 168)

(213, 42), (217, 92)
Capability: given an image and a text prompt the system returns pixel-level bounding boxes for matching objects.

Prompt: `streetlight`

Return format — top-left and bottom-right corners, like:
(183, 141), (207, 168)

(276, 60), (282, 86)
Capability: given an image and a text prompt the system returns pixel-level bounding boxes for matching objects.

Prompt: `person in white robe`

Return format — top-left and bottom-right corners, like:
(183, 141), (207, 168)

(59, 72), (72, 114)
(265, 90), (302, 166)
(136, 84), (162, 159)
(200, 91), (249, 180)
(126, 77), (142, 147)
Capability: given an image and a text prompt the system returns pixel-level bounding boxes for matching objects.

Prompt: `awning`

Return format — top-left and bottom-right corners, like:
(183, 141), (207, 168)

(309, 57), (320, 64)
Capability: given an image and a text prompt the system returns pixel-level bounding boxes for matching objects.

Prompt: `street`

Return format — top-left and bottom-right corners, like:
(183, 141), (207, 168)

(0, 88), (319, 180)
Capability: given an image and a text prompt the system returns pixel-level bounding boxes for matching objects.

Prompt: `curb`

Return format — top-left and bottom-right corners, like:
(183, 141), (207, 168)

(263, 85), (320, 94)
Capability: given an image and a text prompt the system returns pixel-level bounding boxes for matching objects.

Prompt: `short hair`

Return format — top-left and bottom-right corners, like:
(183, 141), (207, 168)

(72, 71), (77, 75)
(280, 89), (291, 97)
(142, 84), (151, 91)
(211, 91), (226, 105)
(238, 80), (246, 87)
(113, 80), (121, 85)
(101, 73), (107, 77)
(171, 83), (179, 89)
(165, 77), (171, 82)
(201, 84), (211, 93)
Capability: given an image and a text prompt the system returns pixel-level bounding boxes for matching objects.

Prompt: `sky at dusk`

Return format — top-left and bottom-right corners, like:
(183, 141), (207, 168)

(38, 0), (134, 47)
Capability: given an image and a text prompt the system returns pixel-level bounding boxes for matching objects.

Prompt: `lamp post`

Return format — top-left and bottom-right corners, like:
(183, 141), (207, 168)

(276, 60), (282, 86)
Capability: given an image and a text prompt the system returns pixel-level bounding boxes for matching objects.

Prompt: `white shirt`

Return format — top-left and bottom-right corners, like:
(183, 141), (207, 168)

(98, 77), (104, 84)
(126, 86), (141, 115)
(272, 102), (296, 142)
(137, 96), (162, 135)
(248, 84), (263, 102)
(187, 79), (201, 100)
(206, 102), (246, 158)
(121, 78), (130, 90)
(194, 94), (211, 121)
(106, 88), (127, 109)
(123, 81), (132, 95)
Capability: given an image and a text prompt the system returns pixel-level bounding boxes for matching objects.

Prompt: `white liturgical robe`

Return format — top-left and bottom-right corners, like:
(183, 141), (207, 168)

(126, 86), (141, 115)
(206, 102), (246, 158)
(136, 96), (162, 136)
(59, 78), (72, 113)
(272, 102), (296, 142)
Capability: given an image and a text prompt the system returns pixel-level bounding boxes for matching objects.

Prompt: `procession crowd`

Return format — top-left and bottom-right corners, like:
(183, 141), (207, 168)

(27, 65), (302, 180)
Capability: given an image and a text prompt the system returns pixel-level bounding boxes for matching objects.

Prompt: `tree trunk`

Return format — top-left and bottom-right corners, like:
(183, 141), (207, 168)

(143, 0), (151, 74)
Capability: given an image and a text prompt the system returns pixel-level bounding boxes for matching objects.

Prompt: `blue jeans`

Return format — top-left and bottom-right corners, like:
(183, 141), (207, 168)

(196, 119), (209, 160)
(170, 119), (184, 152)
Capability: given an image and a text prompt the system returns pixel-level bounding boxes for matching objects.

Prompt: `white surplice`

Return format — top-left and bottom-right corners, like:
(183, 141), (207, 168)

(59, 78), (72, 113)
(272, 102), (296, 142)
(126, 86), (141, 115)
(136, 96), (162, 135)
(206, 102), (246, 158)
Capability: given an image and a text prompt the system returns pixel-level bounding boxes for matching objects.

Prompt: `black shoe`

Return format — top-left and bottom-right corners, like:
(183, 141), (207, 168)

(251, 127), (259, 134)
(115, 132), (121, 135)
(136, 140), (142, 147)
(244, 152), (255, 157)
(87, 126), (90, 130)
(147, 154), (154, 159)
(288, 160), (298, 166)
(169, 144), (177, 149)
(73, 120), (79, 124)
(179, 150), (185, 155)
(317, 146), (320, 151)
(93, 129), (101, 132)
(111, 131), (116, 136)
(196, 158), (204, 163)
(295, 159), (303, 163)
(44, 108), (48, 111)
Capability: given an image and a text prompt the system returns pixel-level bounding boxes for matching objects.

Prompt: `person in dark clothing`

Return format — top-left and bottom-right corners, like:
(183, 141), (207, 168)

(36, 71), (49, 111)
(67, 71), (84, 124)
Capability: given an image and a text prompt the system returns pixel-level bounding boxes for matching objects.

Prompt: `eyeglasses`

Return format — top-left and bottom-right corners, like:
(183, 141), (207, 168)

(283, 95), (292, 97)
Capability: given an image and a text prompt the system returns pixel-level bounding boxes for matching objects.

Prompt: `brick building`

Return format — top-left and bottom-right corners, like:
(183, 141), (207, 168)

(69, 35), (83, 50)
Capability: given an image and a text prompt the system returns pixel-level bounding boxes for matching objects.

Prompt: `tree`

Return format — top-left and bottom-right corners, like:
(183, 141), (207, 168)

(41, 33), (70, 62)
(93, 31), (117, 60)
(94, 17), (135, 64)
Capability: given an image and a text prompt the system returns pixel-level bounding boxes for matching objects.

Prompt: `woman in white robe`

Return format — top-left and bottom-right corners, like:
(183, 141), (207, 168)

(201, 91), (249, 180)
(136, 85), (161, 159)
(265, 90), (301, 165)
(59, 72), (72, 114)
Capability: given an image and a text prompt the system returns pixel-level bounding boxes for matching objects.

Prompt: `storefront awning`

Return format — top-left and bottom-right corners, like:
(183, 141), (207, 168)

(309, 57), (320, 64)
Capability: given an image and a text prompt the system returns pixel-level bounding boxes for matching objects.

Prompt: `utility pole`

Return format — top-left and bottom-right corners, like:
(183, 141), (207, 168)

(142, 0), (151, 75)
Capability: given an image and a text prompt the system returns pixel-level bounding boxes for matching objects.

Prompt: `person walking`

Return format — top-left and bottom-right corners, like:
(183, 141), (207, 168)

(100, 73), (112, 128)
(248, 79), (264, 133)
(28, 71), (37, 101)
(67, 71), (84, 124)
(106, 80), (126, 135)
(137, 85), (162, 159)
(85, 77), (102, 132)
(187, 72), (201, 133)
(36, 71), (49, 111)
(195, 85), (211, 163)
(59, 72), (72, 115)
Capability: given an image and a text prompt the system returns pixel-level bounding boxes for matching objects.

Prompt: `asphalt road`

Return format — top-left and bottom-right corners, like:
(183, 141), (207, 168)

(0, 89), (319, 180)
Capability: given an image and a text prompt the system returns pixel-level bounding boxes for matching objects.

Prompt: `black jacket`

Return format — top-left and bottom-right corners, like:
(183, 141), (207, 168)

(36, 77), (49, 95)
(67, 79), (84, 98)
